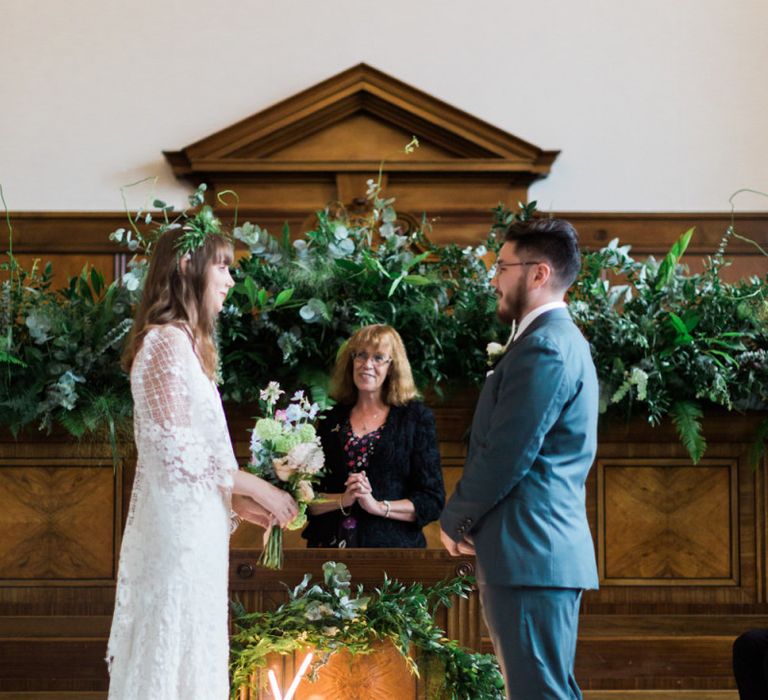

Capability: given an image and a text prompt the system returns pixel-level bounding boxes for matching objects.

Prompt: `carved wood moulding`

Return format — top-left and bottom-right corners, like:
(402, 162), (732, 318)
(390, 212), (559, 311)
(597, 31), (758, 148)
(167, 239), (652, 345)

(164, 63), (559, 241)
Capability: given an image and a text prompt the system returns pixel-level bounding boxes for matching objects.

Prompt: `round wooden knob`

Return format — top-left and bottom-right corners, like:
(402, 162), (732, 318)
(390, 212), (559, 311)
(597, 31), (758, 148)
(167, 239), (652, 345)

(237, 563), (254, 579)
(456, 561), (475, 578)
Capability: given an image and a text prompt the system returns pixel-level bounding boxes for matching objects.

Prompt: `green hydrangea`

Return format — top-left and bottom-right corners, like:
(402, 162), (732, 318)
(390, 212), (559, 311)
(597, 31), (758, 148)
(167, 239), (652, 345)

(286, 503), (307, 531)
(254, 418), (283, 443)
(297, 423), (316, 442)
(273, 432), (302, 453)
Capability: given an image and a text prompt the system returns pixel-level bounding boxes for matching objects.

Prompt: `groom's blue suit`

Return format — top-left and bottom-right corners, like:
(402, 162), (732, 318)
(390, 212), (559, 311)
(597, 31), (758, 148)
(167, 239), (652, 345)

(441, 307), (599, 699)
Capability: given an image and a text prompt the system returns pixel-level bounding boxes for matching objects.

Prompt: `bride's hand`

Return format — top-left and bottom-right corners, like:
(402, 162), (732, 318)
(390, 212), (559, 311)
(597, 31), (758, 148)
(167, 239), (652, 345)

(252, 479), (298, 527)
(232, 494), (272, 529)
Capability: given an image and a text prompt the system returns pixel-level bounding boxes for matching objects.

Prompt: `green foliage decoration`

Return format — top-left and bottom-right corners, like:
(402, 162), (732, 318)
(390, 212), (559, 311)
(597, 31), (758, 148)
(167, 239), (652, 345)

(1, 176), (766, 465)
(229, 561), (505, 699)
(0, 232), (133, 449)
(218, 174), (510, 403)
(569, 222), (768, 463)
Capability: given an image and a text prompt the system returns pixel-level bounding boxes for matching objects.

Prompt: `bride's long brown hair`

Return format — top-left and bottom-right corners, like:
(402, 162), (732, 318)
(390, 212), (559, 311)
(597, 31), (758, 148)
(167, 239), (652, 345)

(122, 228), (234, 379)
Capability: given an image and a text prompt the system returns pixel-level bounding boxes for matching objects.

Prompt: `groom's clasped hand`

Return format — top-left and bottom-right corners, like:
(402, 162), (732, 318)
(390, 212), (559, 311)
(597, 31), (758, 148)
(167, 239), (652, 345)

(440, 528), (476, 556)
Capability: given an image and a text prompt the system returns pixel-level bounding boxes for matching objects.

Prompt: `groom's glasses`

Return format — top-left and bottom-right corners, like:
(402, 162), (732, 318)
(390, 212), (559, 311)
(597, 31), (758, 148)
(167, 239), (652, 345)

(352, 351), (392, 366)
(495, 261), (541, 274)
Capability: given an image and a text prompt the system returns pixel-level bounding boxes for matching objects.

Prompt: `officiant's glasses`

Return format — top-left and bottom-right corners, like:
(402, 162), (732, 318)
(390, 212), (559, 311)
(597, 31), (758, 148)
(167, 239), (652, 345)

(352, 351), (392, 366)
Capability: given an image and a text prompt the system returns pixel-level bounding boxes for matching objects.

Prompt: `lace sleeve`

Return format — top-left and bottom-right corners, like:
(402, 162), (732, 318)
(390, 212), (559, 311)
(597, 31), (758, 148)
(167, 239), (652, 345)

(133, 326), (235, 495)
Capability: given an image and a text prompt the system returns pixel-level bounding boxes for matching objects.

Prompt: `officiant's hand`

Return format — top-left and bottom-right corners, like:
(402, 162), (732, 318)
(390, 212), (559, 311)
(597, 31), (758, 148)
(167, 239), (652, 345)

(344, 472), (370, 498)
(345, 472), (379, 514)
(232, 494), (273, 529)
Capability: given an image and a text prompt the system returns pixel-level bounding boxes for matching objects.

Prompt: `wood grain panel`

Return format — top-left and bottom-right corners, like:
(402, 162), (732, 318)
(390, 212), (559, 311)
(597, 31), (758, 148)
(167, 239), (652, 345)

(599, 460), (735, 583)
(293, 643), (415, 700)
(7, 211), (765, 255)
(0, 407), (766, 695)
(0, 255), (115, 289)
(0, 462), (117, 581)
(0, 640), (108, 689)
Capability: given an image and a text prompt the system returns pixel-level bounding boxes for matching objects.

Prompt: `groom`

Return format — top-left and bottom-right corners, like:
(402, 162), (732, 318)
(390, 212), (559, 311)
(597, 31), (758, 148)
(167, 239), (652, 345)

(440, 218), (599, 700)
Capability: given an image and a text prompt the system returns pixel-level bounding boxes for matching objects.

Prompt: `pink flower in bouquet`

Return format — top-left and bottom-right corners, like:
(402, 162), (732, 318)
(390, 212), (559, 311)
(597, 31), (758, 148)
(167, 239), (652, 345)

(272, 456), (296, 482)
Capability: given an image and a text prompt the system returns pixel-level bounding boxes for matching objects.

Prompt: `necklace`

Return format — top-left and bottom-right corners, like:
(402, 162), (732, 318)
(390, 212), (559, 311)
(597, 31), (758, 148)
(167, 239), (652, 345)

(352, 405), (388, 433)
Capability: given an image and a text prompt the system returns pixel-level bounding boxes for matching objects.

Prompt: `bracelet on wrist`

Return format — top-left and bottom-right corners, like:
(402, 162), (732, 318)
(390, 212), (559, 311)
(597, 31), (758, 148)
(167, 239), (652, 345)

(382, 499), (391, 518)
(339, 496), (350, 516)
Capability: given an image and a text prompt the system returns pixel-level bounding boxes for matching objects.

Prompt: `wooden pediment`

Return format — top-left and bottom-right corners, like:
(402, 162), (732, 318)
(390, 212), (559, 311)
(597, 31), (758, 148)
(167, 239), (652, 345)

(164, 64), (559, 244)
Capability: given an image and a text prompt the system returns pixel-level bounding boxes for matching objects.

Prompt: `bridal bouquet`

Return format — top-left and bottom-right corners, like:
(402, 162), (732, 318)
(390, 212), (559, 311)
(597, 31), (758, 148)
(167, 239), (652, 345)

(246, 382), (325, 569)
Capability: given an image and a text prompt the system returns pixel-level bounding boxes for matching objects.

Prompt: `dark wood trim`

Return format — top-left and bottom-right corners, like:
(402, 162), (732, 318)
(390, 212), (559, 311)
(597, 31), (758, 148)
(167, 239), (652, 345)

(4, 210), (767, 255)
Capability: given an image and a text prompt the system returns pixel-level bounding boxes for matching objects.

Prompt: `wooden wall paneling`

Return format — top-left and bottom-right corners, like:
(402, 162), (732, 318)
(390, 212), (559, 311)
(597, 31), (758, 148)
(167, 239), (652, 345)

(0, 437), (122, 586)
(597, 458), (737, 585)
(1, 253), (115, 289)
(3, 211), (763, 292)
(8, 211), (766, 255)
(2, 409), (768, 693)
(0, 461), (116, 581)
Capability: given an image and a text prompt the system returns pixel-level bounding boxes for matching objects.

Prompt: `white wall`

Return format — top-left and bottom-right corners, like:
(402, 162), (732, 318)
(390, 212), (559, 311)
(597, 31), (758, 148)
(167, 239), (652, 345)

(1, 0), (767, 212)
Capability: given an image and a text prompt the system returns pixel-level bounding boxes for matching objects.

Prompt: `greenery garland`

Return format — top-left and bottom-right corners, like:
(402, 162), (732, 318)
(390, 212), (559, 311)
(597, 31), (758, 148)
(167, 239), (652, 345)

(229, 561), (505, 699)
(1, 179), (766, 463)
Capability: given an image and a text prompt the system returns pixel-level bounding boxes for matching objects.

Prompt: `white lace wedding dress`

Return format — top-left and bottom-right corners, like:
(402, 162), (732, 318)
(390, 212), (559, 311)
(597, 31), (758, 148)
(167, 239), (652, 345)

(107, 324), (239, 699)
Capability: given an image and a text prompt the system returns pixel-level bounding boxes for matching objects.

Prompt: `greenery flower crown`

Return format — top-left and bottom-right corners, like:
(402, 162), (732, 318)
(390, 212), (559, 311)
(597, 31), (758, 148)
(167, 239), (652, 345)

(109, 180), (234, 262)
(173, 186), (232, 259)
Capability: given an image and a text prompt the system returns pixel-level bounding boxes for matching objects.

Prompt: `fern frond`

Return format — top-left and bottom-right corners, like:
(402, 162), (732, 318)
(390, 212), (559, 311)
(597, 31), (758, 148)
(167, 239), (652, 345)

(670, 400), (707, 463)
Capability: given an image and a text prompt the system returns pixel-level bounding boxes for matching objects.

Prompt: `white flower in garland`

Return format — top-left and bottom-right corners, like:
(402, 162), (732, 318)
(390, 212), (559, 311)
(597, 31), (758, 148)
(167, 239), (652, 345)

(610, 366), (650, 405)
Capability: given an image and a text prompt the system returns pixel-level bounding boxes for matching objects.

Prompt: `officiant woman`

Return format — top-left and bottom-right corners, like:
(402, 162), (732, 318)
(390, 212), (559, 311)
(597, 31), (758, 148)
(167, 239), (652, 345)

(302, 324), (445, 548)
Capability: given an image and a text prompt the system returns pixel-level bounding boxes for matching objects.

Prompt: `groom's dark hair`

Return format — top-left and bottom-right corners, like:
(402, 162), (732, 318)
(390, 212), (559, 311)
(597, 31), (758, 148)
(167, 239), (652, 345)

(504, 217), (581, 289)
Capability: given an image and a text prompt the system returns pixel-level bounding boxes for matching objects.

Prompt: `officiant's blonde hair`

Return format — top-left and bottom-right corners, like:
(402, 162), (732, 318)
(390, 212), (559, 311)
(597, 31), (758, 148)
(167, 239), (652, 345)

(331, 324), (419, 406)
(122, 229), (234, 379)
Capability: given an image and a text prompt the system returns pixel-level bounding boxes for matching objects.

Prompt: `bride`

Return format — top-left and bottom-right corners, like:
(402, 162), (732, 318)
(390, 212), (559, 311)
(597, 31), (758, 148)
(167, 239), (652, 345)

(106, 227), (298, 699)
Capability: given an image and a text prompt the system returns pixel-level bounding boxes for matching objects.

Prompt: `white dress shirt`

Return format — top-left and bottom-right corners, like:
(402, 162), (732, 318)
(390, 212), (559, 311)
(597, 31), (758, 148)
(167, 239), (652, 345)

(512, 301), (567, 342)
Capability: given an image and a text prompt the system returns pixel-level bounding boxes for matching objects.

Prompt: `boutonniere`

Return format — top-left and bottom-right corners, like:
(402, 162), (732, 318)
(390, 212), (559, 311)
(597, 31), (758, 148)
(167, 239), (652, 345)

(485, 324), (516, 367)
(486, 342), (505, 366)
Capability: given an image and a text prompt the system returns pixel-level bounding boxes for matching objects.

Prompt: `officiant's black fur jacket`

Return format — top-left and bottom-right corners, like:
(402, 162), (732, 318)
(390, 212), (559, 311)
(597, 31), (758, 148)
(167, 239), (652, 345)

(302, 401), (445, 548)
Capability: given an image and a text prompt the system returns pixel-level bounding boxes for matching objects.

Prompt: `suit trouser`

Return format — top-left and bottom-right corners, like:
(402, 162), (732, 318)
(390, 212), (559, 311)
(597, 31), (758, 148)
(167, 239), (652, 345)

(733, 628), (768, 699)
(479, 584), (583, 700)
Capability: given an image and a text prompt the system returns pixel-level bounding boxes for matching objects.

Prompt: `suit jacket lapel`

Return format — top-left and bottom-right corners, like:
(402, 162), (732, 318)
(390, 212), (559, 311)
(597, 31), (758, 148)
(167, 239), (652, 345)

(512, 307), (571, 345)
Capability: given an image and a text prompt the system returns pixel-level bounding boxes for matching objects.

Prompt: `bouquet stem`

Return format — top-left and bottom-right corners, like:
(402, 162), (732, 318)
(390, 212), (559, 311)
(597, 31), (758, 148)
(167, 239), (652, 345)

(257, 526), (284, 570)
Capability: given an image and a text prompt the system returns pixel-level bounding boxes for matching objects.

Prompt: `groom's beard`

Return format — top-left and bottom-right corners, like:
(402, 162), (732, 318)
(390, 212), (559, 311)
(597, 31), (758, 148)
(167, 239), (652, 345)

(495, 275), (528, 326)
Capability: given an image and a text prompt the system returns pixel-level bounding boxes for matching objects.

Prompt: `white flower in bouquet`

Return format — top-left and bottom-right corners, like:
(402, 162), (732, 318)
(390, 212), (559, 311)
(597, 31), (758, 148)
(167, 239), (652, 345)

(259, 381), (284, 405)
(296, 479), (315, 502)
(287, 441), (324, 476)
(246, 381), (326, 569)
